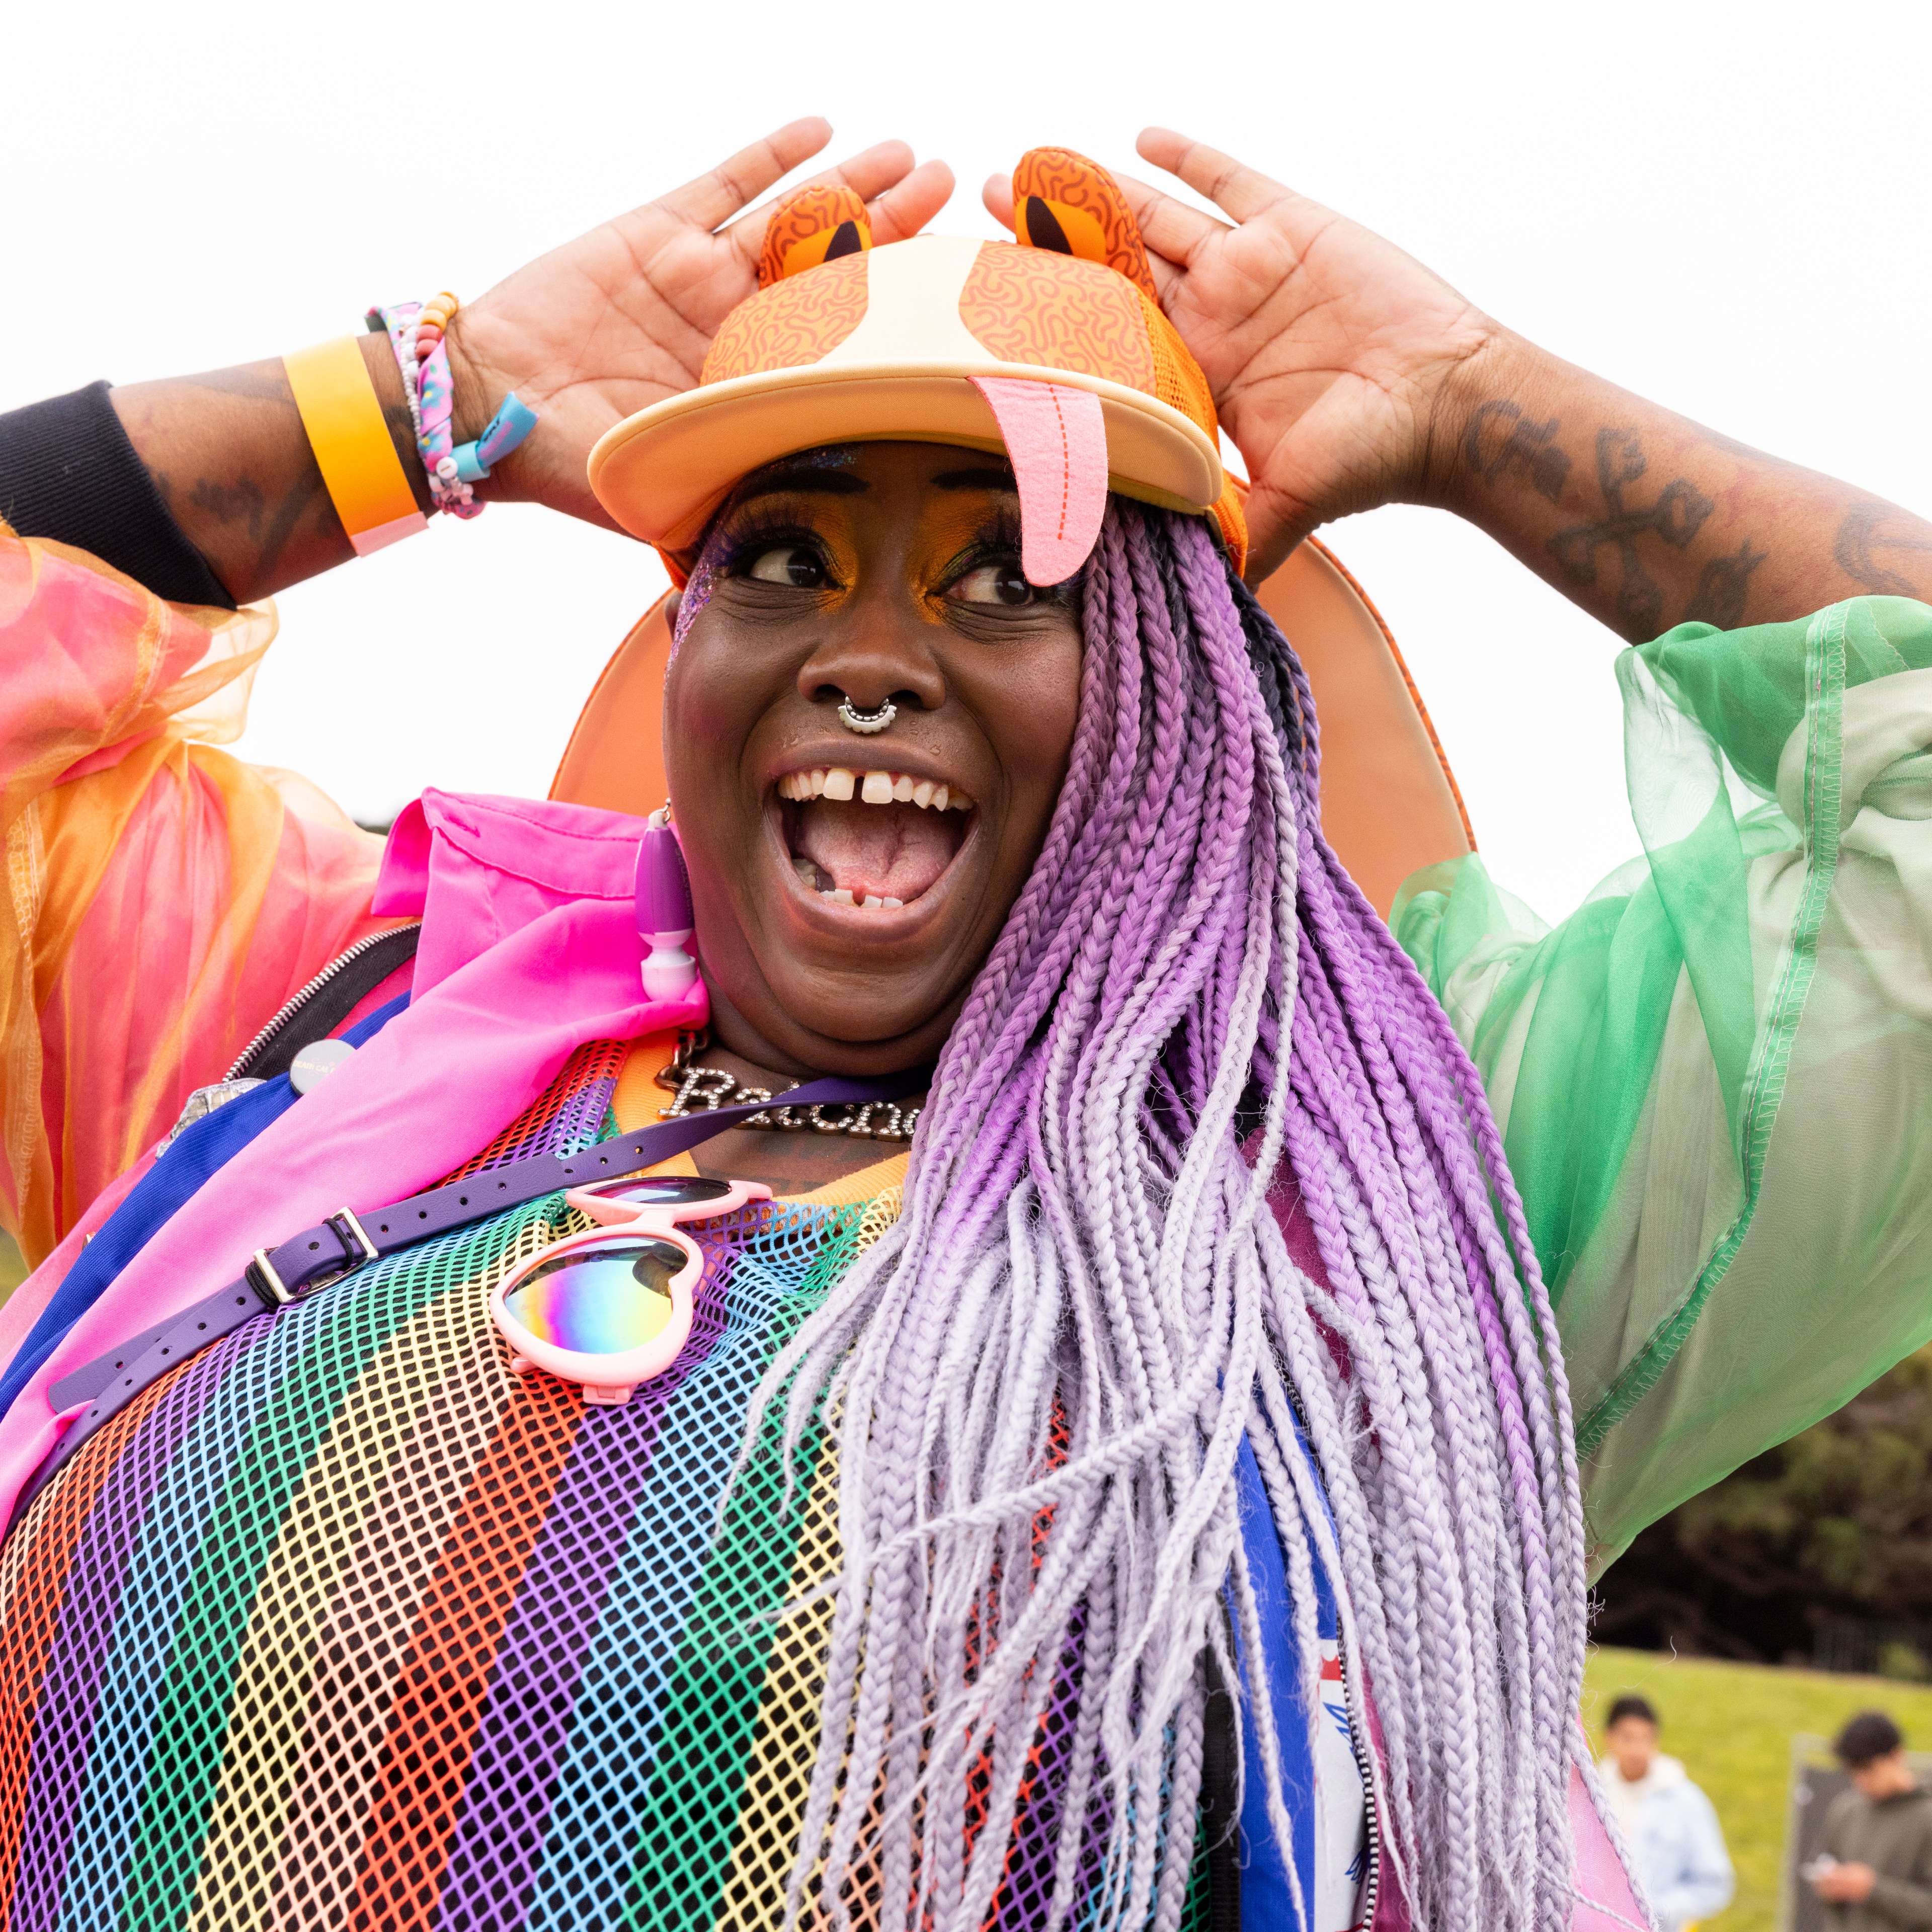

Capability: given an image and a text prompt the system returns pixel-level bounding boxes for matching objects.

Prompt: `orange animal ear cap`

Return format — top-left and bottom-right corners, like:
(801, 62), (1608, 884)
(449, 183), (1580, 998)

(758, 184), (872, 290)
(594, 143), (1245, 582)
(1010, 147), (1157, 300)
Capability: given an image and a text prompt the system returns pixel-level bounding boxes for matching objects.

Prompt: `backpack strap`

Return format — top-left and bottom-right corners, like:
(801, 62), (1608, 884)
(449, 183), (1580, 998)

(228, 923), (423, 1081)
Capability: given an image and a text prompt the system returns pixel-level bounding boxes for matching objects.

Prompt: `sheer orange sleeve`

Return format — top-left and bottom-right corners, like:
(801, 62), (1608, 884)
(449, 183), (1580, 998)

(0, 526), (387, 1266)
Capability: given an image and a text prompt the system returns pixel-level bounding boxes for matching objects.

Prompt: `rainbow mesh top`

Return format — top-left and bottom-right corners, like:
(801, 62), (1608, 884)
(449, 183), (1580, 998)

(0, 1042), (1223, 1930)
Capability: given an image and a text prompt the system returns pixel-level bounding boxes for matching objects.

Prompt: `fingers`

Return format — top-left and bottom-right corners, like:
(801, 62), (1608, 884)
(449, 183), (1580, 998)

(1104, 163), (1227, 273)
(866, 159), (956, 244)
(660, 117), (833, 231)
(817, 138), (921, 208)
(723, 143), (951, 262)
(981, 173), (1015, 232)
(1136, 127), (1292, 226)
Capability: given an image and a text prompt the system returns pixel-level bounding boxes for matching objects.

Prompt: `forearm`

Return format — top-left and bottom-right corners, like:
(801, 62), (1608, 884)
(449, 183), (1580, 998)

(106, 334), (433, 605)
(1870, 1873), (1932, 1928)
(1425, 331), (1932, 640)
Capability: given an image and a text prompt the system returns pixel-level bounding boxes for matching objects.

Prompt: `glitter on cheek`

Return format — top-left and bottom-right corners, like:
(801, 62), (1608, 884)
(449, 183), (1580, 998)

(669, 524), (733, 661)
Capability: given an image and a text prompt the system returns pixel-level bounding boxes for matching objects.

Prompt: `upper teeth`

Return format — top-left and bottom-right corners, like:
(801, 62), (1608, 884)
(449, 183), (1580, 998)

(777, 768), (973, 811)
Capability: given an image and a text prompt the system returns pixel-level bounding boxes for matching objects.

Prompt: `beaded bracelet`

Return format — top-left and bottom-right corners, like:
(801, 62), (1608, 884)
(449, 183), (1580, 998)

(367, 294), (539, 519)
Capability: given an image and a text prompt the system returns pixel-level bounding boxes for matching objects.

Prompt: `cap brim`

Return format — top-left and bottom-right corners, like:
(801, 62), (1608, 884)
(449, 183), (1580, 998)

(588, 361), (1223, 550)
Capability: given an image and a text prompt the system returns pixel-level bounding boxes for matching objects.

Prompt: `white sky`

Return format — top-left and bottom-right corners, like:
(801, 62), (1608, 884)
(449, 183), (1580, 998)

(6, 0), (1927, 919)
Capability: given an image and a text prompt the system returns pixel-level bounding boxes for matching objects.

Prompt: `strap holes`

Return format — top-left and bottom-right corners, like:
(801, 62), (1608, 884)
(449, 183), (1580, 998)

(459, 1195), (469, 1205)
(308, 1240), (320, 1251)
(418, 1209), (429, 1220)
(379, 1223), (390, 1233)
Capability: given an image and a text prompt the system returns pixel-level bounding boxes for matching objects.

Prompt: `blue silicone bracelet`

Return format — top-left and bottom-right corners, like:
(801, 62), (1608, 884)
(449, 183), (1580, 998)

(453, 391), (539, 483)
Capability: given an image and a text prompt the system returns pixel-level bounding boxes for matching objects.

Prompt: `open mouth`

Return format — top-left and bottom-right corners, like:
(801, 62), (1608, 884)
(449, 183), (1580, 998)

(775, 766), (976, 911)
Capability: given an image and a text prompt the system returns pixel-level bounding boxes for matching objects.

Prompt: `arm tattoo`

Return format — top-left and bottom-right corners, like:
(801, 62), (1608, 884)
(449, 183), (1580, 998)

(1835, 502), (1932, 598)
(1682, 540), (1768, 629)
(1547, 428), (1714, 636)
(252, 468), (327, 587)
(188, 478), (267, 544)
(1464, 400), (1572, 502)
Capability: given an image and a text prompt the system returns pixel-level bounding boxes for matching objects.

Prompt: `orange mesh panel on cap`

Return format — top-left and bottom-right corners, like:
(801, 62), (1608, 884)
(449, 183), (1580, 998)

(1212, 485), (1249, 578)
(956, 246), (1154, 392)
(701, 254), (870, 384)
(1139, 292), (1216, 439)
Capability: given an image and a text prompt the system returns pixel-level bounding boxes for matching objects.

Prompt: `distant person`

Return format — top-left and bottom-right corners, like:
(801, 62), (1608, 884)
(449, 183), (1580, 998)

(1599, 1694), (1735, 1932)
(1811, 1711), (1932, 1928)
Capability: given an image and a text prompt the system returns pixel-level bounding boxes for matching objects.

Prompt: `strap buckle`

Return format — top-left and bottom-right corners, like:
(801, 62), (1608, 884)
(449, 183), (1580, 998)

(329, 1206), (379, 1269)
(248, 1206), (379, 1308)
(247, 1247), (290, 1305)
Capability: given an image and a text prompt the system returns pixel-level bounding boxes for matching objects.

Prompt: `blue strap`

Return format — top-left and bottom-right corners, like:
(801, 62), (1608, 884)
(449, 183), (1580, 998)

(0, 992), (409, 1418)
(1235, 1435), (1320, 1925)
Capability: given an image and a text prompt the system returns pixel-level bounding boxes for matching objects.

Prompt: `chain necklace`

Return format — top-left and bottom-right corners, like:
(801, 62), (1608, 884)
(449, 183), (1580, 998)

(653, 1031), (922, 1141)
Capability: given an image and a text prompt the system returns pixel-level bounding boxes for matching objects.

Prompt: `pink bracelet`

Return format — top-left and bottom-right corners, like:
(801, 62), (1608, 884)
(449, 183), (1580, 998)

(367, 293), (481, 519)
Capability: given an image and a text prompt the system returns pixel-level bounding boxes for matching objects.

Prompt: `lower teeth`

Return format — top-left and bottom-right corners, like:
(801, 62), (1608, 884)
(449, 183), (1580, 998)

(791, 850), (907, 910)
(816, 886), (905, 910)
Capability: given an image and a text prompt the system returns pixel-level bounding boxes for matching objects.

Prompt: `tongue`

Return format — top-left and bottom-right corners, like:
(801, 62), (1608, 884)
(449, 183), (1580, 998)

(792, 798), (960, 903)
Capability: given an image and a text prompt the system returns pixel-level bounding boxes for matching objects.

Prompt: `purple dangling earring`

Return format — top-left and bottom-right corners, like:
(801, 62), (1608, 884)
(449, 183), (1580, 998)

(636, 807), (698, 1000)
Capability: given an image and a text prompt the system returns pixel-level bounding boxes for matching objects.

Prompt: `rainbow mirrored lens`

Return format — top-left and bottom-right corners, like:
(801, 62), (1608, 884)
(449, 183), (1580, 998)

(503, 1238), (685, 1354)
(579, 1175), (733, 1207)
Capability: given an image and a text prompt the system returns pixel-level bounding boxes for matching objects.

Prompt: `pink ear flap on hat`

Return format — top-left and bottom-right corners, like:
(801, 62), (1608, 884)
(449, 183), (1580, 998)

(985, 147), (1166, 581)
(969, 377), (1108, 587)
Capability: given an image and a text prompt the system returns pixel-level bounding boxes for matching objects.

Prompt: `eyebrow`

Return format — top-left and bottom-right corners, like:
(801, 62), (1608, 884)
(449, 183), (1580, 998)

(932, 466), (1018, 493)
(731, 468), (871, 505)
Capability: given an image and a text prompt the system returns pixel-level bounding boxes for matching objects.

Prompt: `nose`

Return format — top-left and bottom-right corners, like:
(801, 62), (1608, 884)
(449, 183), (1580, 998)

(795, 607), (946, 719)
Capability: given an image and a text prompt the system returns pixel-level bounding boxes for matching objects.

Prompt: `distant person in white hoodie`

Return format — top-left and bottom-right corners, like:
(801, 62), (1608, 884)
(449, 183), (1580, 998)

(1599, 1694), (1736, 1931)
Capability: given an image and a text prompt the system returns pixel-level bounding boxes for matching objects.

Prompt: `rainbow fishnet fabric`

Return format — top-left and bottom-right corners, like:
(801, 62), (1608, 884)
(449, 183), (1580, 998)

(0, 1043), (1213, 1930)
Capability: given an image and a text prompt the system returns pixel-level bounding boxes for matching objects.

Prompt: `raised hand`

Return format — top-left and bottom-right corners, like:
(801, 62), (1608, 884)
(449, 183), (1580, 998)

(455, 120), (954, 527)
(985, 131), (1494, 582)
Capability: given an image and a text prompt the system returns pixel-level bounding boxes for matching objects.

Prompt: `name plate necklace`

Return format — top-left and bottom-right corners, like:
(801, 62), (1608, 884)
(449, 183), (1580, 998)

(654, 1030), (923, 1141)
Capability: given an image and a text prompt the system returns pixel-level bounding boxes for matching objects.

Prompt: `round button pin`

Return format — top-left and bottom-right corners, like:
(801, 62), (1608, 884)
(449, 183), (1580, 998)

(289, 1037), (357, 1095)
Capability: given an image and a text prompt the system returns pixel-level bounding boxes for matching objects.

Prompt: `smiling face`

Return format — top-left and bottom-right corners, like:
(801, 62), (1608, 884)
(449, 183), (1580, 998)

(664, 441), (1087, 1076)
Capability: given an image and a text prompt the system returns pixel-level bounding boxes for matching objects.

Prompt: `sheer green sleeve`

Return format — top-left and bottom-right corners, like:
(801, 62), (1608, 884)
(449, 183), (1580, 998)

(1394, 597), (1932, 1577)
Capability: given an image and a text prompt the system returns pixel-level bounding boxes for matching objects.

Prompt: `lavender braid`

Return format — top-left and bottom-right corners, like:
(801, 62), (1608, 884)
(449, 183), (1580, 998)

(740, 502), (1589, 1931)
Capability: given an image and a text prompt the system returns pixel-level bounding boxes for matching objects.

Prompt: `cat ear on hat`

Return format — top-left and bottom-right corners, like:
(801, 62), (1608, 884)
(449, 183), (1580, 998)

(1010, 147), (1157, 299)
(758, 183), (872, 290)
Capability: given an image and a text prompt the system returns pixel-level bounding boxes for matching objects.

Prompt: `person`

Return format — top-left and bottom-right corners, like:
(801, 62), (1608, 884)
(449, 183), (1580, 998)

(1811, 1712), (1932, 1929)
(0, 117), (1929, 1932)
(1598, 1694), (1733, 1931)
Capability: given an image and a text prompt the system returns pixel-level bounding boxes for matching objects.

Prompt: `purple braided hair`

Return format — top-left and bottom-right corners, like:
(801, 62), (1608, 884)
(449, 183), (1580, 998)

(738, 500), (1589, 1932)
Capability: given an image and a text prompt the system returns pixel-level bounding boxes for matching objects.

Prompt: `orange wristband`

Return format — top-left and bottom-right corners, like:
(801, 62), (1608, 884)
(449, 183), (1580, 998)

(283, 337), (427, 555)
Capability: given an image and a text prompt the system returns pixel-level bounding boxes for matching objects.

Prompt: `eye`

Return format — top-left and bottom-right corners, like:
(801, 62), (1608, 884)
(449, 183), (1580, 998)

(950, 560), (1035, 607)
(746, 544), (828, 589)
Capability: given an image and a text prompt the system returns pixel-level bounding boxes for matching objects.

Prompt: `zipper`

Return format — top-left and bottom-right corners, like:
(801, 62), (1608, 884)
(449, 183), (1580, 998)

(1342, 1630), (1383, 1932)
(1279, 1373), (1383, 1932)
(224, 923), (422, 1082)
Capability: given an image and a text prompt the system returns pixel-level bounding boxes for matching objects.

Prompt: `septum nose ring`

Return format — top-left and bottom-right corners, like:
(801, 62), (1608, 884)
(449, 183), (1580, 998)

(837, 693), (897, 735)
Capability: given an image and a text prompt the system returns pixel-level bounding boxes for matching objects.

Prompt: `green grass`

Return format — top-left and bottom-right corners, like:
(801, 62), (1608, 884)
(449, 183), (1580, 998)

(1585, 1645), (1932, 1931)
(0, 1231), (26, 1307)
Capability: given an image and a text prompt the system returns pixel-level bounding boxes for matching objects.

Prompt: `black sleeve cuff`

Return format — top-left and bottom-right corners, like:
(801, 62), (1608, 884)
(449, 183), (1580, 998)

(0, 381), (236, 610)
